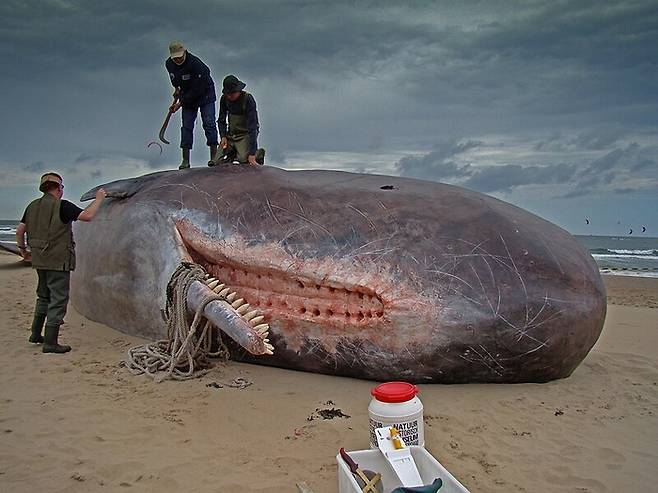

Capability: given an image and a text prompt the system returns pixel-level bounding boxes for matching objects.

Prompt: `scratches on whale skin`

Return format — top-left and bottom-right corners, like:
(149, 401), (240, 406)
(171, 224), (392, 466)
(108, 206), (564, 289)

(426, 236), (559, 353)
(526, 292), (550, 328)
(343, 234), (400, 261)
(537, 232), (565, 275)
(460, 345), (504, 377)
(471, 262), (498, 317)
(347, 203), (377, 231)
(289, 191), (306, 215)
(440, 235), (560, 346)
(498, 314), (549, 349)
(264, 194), (282, 227)
(427, 269), (475, 290)
(268, 202), (337, 246)
(498, 233), (531, 328)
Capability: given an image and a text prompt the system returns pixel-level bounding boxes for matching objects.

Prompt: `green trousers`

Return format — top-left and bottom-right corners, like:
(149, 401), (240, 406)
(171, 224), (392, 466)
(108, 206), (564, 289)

(226, 134), (251, 163)
(34, 269), (70, 328)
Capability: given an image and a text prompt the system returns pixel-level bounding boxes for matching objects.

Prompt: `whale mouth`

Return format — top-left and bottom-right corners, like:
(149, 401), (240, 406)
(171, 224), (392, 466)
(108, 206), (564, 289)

(196, 259), (386, 327)
(175, 220), (389, 333)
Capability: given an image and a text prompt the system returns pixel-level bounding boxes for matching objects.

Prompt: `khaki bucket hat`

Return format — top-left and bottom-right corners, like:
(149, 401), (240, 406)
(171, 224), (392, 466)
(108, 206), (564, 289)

(169, 41), (186, 59)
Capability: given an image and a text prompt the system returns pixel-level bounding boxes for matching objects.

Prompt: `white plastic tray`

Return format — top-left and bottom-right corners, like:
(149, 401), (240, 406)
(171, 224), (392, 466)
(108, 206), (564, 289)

(337, 446), (470, 493)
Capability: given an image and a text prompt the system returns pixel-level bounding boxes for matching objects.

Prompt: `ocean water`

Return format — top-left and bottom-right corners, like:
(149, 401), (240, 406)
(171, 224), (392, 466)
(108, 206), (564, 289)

(0, 220), (17, 242)
(2, 219), (656, 277)
(574, 235), (658, 278)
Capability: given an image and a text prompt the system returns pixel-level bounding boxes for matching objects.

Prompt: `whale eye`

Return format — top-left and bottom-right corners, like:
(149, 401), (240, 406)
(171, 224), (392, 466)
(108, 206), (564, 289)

(380, 185), (396, 190)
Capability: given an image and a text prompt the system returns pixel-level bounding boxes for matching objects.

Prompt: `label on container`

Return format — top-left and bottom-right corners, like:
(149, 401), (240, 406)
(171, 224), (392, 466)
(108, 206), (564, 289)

(369, 416), (422, 448)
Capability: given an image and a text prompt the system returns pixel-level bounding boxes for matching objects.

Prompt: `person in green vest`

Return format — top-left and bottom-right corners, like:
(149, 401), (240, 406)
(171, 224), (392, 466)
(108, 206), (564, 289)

(212, 75), (266, 166)
(16, 173), (107, 353)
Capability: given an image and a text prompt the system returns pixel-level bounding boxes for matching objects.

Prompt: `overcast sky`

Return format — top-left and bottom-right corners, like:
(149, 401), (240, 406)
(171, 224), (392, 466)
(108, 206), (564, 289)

(1, 0), (656, 235)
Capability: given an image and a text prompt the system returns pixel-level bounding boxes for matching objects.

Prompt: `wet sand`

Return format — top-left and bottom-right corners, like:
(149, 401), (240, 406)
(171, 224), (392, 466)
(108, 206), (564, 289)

(1, 251), (656, 492)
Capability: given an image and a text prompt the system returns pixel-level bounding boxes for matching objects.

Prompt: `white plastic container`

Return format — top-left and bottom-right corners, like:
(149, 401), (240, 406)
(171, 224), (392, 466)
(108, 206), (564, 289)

(368, 381), (424, 448)
(336, 446), (470, 493)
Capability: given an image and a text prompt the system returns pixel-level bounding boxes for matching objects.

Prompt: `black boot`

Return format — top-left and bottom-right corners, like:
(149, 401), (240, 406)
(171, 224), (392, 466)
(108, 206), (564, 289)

(214, 147), (236, 166)
(179, 148), (191, 170)
(42, 324), (71, 354)
(255, 148), (266, 165)
(207, 145), (218, 166)
(28, 314), (46, 343)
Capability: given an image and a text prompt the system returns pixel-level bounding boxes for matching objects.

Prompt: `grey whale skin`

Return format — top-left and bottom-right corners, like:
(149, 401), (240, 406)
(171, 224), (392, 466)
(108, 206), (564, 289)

(71, 166), (606, 383)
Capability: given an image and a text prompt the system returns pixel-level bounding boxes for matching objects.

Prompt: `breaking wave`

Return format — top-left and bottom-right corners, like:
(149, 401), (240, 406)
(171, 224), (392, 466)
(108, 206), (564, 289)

(590, 248), (658, 257)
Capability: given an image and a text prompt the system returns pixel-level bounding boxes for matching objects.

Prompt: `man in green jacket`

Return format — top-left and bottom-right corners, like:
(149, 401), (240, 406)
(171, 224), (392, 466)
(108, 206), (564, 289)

(16, 173), (107, 353)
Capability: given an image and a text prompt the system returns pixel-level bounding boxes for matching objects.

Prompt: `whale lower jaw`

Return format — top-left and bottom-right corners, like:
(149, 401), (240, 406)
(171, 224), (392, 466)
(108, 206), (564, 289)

(175, 219), (398, 334)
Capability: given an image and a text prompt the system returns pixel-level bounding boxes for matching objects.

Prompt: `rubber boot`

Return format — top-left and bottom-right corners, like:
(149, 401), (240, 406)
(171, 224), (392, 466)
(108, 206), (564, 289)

(255, 148), (266, 165)
(179, 149), (191, 170)
(42, 324), (71, 354)
(207, 145), (219, 167)
(216, 147), (236, 165)
(28, 314), (46, 344)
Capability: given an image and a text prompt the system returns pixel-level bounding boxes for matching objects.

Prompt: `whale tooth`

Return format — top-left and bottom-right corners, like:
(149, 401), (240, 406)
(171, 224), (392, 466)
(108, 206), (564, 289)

(263, 338), (270, 344)
(204, 277), (217, 285)
(213, 283), (226, 293)
(226, 292), (237, 302)
(207, 280), (220, 289)
(264, 348), (274, 355)
(236, 304), (250, 315)
(264, 343), (274, 351)
(218, 288), (231, 297)
(231, 298), (245, 309)
(249, 315), (265, 326)
(254, 323), (269, 333)
(244, 310), (259, 321)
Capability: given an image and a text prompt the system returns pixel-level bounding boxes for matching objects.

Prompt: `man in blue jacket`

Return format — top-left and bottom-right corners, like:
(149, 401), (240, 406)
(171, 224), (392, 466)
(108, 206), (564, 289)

(165, 41), (219, 169)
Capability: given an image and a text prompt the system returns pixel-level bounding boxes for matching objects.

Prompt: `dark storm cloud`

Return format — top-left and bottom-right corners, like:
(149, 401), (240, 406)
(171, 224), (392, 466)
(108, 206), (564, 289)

(614, 188), (636, 194)
(0, 0), (657, 234)
(631, 158), (656, 172)
(395, 139), (578, 193)
(395, 137), (657, 198)
(74, 153), (95, 164)
(463, 163), (577, 193)
(587, 148), (626, 172)
(559, 142), (658, 198)
(1, 0), (656, 158)
(23, 161), (45, 172)
(570, 128), (626, 151)
(394, 140), (479, 181)
(3, 1), (656, 124)
(73, 149), (165, 171)
(533, 128), (628, 153)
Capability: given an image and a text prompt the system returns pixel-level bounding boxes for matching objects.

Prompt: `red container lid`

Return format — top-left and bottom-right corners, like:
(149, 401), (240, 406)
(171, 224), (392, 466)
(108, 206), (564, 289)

(371, 381), (418, 403)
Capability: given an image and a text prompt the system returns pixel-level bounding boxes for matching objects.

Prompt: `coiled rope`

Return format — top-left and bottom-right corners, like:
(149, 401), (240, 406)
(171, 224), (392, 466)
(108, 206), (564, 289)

(124, 263), (229, 382)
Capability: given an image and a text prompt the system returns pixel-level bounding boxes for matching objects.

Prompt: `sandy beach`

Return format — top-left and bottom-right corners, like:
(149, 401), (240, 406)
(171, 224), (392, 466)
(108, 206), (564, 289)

(0, 251), (656, 492)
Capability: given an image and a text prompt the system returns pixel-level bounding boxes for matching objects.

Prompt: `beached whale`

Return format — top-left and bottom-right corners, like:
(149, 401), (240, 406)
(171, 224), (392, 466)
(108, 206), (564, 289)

(71, 166), (606, 383)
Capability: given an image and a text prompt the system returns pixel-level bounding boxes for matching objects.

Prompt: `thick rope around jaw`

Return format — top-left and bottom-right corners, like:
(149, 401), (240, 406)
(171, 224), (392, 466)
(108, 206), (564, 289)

(124, 263), (229, 382)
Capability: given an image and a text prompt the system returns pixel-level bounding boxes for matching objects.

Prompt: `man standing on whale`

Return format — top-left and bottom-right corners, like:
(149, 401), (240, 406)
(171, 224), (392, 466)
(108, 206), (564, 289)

(165, 41), (219, 169)
(16, 173), (106, 353)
